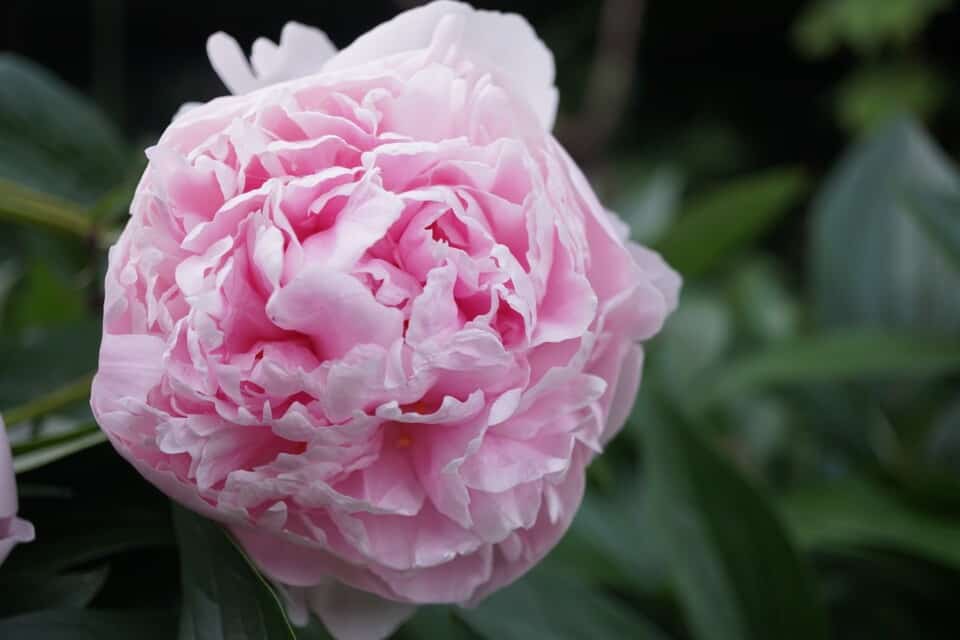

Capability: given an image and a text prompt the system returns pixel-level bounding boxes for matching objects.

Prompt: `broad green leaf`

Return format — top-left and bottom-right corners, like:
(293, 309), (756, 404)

(810, 118), (960, 334)
(0, 319), (100, 410)
(782, 479), (960, 571)
(546, 488), (667, 593)
(0, 566), (110, 616)
(656, 167), (808, 278)
(0, 609), (175, 640)
(458, 567), (668, 640)
(728, 258), (799, 343)
(615, 166), (683, 244)
(4, 261), (88, 331)
(0, 54), (127, 203)
(707, 331), (960, 406)
(643, 412), (829, 640)
(904, 186), (960, 273)
(13, 426), (108, 474)
(173, 505), (296, 640)
(397, 607), (476, 640)
(833, 65), (945, 135)
(793, 0), (948, 58)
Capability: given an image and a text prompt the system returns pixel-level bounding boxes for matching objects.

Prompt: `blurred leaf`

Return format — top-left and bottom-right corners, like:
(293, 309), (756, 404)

(547, 487), (667, 593)
(397, 606), (476, 640)
(13, 425), (107, 474)
(708, 331), (960, 404)
(3, 374), (93, 427)
(615, 166), (683, 244)
(904, 186), (960, 273)
(0, 178), (94, 238)
(834, 65), (945, 135)
(4, 261), (88, 331)
(0, 318), (100, 410)
(782, 479), (960, 571)
(794, 0), (948, 58)
(173, 505), (296, 640)
(0, 54), (127, 203)
(0, 566), (110, 616)
(459, 567), (668, 640)
(2, 502), (172, 577)
(649, 290), (733, 409)
(643, 411), (829, 640)
(657, 167), (808, 278)
(810, 118), (960, 334)
(728, 258), (799, 343)
(0, 609), (175, 640)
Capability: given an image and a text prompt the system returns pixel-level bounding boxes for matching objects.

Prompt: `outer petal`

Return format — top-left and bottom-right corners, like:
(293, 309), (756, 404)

(325, 1), (557, 129)
(307, 579), (415, 640)
(0, 416), (35, 565)
(207, 22), (337, 95)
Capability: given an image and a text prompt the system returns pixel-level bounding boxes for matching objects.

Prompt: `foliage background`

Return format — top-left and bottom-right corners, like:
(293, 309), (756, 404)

(2, 0), (960, 638)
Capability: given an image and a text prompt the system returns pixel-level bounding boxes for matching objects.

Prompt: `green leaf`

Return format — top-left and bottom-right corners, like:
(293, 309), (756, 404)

(643, 411), (829, 640)
(458, 567), (669, 640)
(173, 505), (296, 640)
(397, 606), (476, 640)
(793, 0), (949, 58)
(0, 178), (95, 238)
(0, 566), (110, 616)
(903, 186), (960, 273)
(708, 331), (960, 404)
(833, 65), (945, 135)
(782, 479), (960, 571)
(614, 166), (683, 244)
(0, 609), (176, 640)
(13, 425), (108, 474)
(0, 54), (127, 203)
(656, 167), (808, 278)
(810, 118), (960, 334)
(0, 319), (100, 410)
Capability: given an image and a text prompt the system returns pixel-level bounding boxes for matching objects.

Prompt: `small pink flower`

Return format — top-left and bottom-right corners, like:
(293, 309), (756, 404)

(92, 2), (679, 638)
(0, 416), (35, 565)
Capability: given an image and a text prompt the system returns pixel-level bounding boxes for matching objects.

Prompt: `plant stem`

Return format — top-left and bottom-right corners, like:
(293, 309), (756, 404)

(2, 373), (95, 426)
(0, 178), (100, 239)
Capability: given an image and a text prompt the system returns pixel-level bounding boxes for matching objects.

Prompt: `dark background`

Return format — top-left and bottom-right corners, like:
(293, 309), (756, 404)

(5, 0), (960, 179)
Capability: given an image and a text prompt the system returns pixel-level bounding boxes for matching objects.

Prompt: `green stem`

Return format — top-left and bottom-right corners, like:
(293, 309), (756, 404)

(0, 178), (96, 239)
(2, 373), (95, 426)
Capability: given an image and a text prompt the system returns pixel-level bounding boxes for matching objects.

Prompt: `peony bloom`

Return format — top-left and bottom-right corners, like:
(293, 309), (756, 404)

(1, 417), (35, 565)
(92, 2), (679, 638)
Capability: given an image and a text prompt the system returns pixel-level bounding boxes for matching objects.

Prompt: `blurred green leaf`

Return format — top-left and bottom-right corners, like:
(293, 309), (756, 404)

(656, 167), (808, 278)
(0, 54), (127, 203)
(649, 290), (733, 409)
(0, 319), (100, 410)
(643, 412), (829, 640)
(0, 609), (175, 640)
(728, 258), (799, 343)
(4, 261), (88, 331)
(708, 331), (960, 403)
(834, 65), (945, 135)
(810, 118), (960, 334)
(547, 487), (667, 594)
(13, 425), (107, 474)
(794, 0), (948, 58)
(0, 566), (110, 617)
(782, 479), (960, 571)
(459, 567), (668, 640)
(0, 178), (94, 238)
(904, 186), (960, 273)
(173, 505), (296, 640)
(3, 374), (93, 428)
(397, 606), (476, 640)
(615, 166), (683, 245)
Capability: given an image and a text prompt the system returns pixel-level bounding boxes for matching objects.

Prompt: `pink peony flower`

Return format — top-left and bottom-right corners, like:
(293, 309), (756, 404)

(92, 2), (680, 638)
(0, 417), (35, 565)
